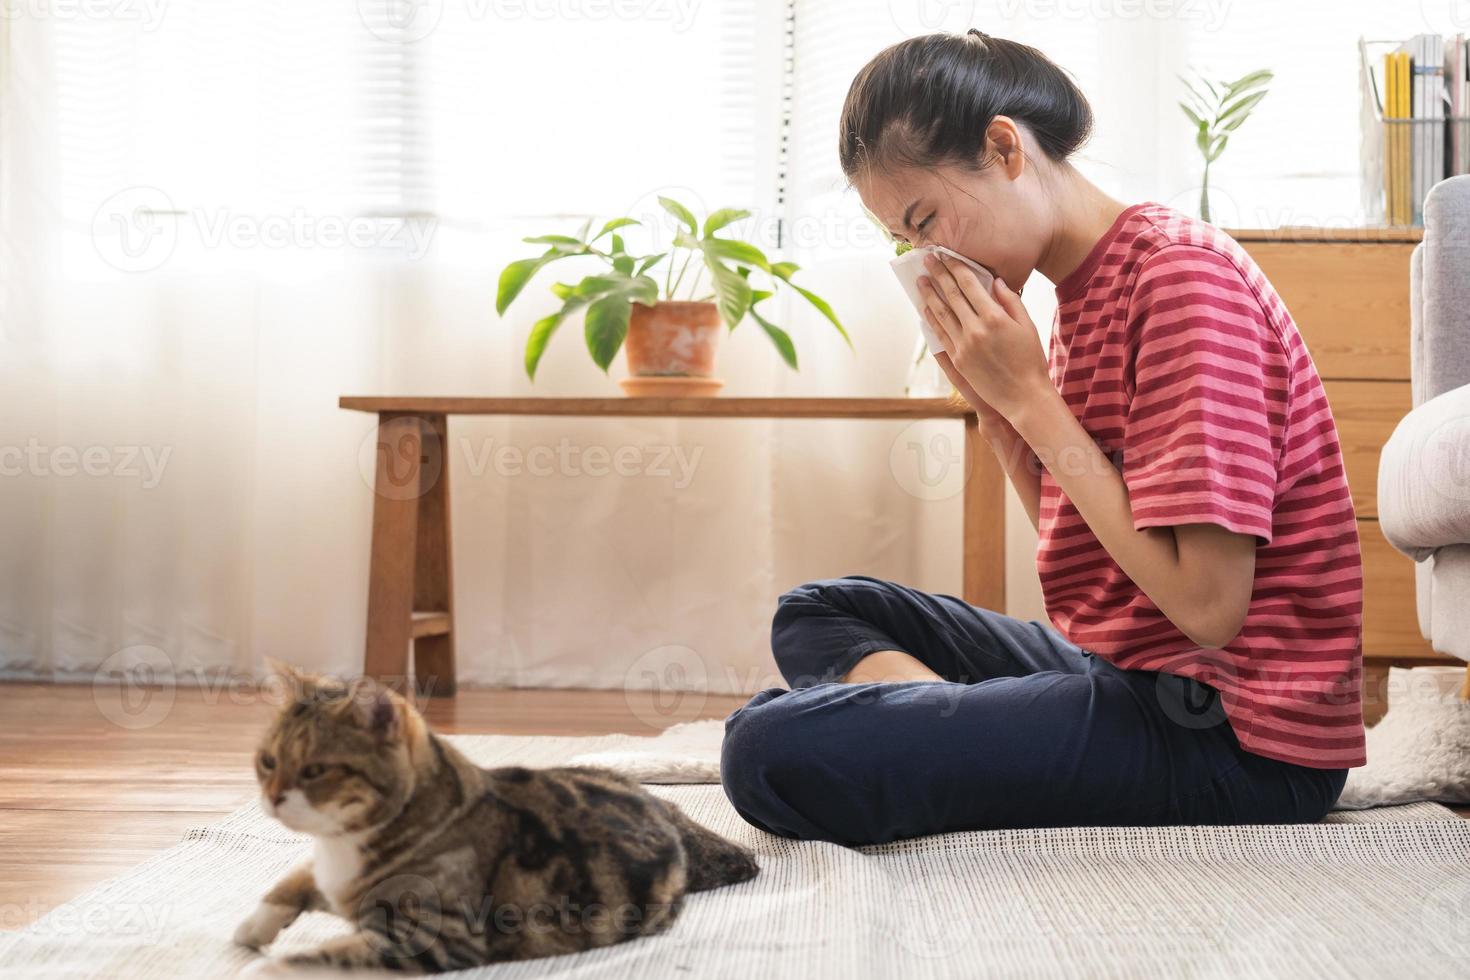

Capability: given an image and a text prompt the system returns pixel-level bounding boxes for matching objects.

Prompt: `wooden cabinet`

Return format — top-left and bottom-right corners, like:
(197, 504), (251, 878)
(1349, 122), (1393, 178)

(1228, 227), (1444, 660)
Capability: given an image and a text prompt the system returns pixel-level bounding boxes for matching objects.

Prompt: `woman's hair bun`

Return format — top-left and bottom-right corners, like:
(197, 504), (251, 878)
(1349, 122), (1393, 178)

(839, 31), (1093, 179)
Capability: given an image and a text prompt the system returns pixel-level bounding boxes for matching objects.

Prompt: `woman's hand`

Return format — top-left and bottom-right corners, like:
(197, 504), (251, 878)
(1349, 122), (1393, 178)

(918, 252), (1055, 426)
(932, 351), (1014, 442)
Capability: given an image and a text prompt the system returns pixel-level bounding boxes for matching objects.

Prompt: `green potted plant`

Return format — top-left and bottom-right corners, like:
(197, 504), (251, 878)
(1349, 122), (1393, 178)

(496, 196), (851, 396)
(1178, 67), (1273, 223)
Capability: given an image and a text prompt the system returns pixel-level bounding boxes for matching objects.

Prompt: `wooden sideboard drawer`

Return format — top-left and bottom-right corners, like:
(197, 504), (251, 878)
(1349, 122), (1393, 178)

(1359, 519), (1442, 658)
(1244, 242), (1415, 380)
(1321, 380), (1412, 519)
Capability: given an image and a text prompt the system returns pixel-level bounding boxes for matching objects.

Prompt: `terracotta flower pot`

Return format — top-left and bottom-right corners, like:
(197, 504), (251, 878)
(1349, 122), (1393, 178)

(619, 300), (725, 397)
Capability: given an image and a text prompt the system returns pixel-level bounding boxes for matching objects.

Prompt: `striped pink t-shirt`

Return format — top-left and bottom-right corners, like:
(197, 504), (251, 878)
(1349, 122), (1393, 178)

(1038, 201), (1366, 769)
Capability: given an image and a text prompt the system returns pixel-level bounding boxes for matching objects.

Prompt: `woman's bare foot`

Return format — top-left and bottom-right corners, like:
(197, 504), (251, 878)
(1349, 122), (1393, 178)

(840, 649), (945, 683)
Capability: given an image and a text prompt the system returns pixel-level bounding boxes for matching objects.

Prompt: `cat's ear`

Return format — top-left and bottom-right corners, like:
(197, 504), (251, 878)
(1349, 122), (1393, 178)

(345, 677), (401, 742)
(262, 657), (307, 701)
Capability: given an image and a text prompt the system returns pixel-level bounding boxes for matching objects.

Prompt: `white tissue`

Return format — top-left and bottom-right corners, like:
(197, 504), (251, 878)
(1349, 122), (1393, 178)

(889, 245), (995, 355)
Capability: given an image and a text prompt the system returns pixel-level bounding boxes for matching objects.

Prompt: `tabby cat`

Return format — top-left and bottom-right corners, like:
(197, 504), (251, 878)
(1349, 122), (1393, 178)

(234, 661), (758, 974)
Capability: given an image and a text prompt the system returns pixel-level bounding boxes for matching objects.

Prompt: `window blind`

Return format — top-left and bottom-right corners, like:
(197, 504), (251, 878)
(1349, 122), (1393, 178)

(47, 0), (779, 253)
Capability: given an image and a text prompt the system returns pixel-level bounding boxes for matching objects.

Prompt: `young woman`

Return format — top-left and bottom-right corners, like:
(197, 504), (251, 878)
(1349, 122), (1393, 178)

(719, 30), (1365, 846)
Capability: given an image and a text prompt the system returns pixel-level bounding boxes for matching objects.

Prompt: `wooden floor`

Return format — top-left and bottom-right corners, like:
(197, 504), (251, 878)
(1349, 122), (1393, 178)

(0, 681), (748, 931)
(3, 668), (1466, 932)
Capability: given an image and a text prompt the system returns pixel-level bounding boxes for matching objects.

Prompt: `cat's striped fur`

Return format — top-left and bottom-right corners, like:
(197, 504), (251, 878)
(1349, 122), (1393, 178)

(234, 662), (758, 974)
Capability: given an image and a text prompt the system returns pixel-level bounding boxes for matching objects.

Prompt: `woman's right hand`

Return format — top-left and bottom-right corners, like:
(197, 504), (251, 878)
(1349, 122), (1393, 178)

(934, 351), (1018, 445)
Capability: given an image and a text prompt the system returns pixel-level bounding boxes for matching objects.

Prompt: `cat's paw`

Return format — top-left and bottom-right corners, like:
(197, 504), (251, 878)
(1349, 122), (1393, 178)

(233, 902), (295, 950)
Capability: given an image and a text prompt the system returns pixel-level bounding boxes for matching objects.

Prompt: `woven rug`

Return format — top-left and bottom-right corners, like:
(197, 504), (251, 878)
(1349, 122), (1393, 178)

(3, 732), (1468, 979)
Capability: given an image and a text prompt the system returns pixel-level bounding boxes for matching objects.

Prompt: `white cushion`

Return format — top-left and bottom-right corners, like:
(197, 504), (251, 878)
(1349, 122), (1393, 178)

(1377, 382), (1470, 560)
(1335, 666), (1470, 809)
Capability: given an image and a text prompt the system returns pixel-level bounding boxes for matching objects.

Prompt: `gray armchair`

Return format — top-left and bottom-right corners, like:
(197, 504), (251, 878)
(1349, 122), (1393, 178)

(1377, 174), (1470, 686)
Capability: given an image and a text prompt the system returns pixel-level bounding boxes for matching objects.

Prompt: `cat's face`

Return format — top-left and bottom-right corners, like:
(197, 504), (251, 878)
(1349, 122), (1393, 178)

(253, 662), (416, 837)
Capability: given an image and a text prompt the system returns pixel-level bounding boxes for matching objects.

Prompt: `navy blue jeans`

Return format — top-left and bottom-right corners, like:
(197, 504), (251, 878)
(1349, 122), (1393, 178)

(720, 575), (1349, 846)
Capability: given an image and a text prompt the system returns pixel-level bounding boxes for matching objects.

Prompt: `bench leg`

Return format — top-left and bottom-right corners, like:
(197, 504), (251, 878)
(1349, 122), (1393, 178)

(412, 414), (455, 697)
(365, 412), (455, 696)
(962, 414), (1006, 613)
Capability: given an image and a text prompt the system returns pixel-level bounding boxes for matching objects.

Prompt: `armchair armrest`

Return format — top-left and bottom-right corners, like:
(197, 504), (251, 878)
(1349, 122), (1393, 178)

(1377, 382), (1470, 561)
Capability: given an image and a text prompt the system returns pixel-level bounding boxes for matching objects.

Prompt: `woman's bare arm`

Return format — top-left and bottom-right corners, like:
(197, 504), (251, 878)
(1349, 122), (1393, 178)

(1009, 391), (1257, 649)
(933, 352), (1042, 533)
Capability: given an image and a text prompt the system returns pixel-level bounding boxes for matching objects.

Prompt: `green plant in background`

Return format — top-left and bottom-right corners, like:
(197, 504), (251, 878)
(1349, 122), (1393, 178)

(496, 197), (851, 379)
(1178, 67), (1273, 222)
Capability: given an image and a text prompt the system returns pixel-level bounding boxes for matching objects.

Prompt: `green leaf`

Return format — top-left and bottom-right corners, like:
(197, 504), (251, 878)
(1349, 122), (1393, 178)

(522, 275), (656, 378)
(705, 256), (753, 330)
(525, 309), (567, 380)
(658, 196), (698, 234)
(613, 254), (634, 276)
(584, 293), (632, 371)
(1178, 75), (1216, 116)
(1195, 122), (1212, 158)
(610, 233), (626, 254)
(576, 217), (593, 242)
(572, 275), (622, 297)
(702, 208), (751, 236)
(497, 250), (564, 315)
(1179, 102), (1204, 128)
(627, 275), (660, 305)
(702, 237), (770, 271)
(1217, 90), (1268, 130)
(770, 261), (800, 280)
(524, 294), (590, 380)
(592, 217), (640, 240)
(749, 303), (798, 370)
(522, 234), (582, 246)
(635, 252), (666, 276)
(1206, 134), (1230, 163)
(789, 282), (852, 350)
(1223, 69), (1273, 100)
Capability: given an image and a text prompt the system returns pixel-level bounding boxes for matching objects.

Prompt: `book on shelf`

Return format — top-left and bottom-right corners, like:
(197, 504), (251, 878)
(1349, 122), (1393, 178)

(1364, 34), (1470, 226)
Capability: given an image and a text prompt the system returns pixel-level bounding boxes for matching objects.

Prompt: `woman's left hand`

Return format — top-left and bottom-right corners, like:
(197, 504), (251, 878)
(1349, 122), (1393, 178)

(918, 252), (1053, 424)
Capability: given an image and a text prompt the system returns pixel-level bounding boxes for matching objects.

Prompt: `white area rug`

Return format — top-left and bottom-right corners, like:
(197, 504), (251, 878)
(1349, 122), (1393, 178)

(3, 730), (1469, 979)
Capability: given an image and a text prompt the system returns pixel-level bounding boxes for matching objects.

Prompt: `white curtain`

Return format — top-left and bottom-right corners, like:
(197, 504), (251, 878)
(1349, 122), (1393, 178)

(1, 1), (1447, 693)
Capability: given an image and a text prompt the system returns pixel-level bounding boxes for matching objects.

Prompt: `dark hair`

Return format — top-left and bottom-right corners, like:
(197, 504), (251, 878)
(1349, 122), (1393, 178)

(838, 29), (1093, 181)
